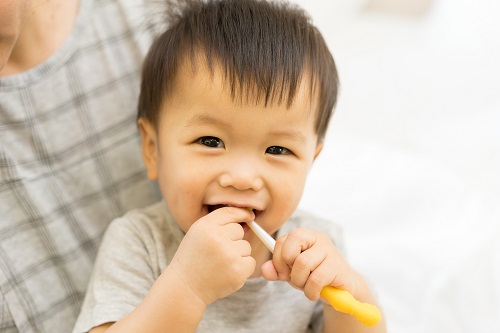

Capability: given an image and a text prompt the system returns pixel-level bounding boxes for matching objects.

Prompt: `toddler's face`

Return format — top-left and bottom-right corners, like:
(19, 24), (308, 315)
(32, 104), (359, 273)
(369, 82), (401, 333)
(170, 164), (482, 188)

(141, 60), (322, 250)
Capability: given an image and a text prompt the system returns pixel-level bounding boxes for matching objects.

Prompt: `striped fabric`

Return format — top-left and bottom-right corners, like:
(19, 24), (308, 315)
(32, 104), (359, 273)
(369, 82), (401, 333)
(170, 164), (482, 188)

(0, 1), (163, 331)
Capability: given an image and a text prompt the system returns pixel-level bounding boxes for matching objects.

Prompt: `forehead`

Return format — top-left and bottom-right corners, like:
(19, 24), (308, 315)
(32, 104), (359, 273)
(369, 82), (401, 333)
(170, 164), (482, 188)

(159, 58), (320, 150)
(165, 55), (318, 118)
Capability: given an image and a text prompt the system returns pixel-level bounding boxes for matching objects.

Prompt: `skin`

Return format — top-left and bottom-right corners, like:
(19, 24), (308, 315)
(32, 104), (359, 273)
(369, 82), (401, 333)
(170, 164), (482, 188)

(90, 58), (386, 333)
(0, 0), (79, 76)
(141, 60), (323, 278)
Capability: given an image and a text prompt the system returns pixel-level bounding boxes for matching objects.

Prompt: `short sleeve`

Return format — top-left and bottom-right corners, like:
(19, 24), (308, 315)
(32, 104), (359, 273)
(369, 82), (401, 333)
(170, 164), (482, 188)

(72, 216), (159, 333)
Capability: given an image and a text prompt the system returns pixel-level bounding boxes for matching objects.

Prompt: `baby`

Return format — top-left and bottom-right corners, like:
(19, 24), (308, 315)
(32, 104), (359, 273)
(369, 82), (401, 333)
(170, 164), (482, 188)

(73, 0), (385, 332)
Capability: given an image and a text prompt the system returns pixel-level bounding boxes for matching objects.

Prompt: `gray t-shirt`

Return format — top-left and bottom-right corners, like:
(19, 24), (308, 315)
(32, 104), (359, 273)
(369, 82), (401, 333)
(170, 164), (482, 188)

(0, 1), (163, 331)
(73, 201), (345, 333)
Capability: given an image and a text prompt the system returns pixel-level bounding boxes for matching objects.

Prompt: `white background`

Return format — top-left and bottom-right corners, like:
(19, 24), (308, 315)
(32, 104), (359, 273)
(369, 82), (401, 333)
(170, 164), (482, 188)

(293, 0), (500, 331)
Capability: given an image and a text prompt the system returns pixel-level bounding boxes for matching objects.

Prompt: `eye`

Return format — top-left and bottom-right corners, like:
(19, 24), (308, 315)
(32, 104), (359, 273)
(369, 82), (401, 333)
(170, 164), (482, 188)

(266, 146), (291, 155)
(197, 136), (225, 148)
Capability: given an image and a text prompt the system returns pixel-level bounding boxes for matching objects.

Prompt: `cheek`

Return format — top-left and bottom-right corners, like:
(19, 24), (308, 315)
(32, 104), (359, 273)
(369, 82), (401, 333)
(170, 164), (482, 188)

(157, 154), (198, 203)
(271, 168), (309, 215)
(156, 152), (209, 229)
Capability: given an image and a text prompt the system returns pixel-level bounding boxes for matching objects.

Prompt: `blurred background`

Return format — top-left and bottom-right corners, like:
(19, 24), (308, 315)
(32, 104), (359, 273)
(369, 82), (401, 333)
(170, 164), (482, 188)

(293, 0), (500, 332)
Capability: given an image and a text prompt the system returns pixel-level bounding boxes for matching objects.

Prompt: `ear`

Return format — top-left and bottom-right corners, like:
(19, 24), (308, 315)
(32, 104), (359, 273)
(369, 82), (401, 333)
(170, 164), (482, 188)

(313, 143), (323, 161)
(138, 118), (159, 180)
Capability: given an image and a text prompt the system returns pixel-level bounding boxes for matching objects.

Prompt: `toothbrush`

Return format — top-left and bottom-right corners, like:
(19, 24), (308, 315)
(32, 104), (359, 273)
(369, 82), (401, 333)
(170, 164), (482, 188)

(246, 220), (382, 327)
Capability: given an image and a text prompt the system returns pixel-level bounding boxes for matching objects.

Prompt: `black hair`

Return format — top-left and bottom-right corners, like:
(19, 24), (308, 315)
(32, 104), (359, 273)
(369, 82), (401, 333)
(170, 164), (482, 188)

(138, 0), (339, 142)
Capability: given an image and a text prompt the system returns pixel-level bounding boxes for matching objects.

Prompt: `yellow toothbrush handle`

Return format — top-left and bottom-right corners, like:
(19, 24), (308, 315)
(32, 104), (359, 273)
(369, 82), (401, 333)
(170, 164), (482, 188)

(320, 286), (381, 326)
(246, 217), (381, 326)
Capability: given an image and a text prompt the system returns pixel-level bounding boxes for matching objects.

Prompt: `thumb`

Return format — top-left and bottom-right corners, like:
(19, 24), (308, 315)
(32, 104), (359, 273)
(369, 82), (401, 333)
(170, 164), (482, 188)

(261, 260), (279, 281)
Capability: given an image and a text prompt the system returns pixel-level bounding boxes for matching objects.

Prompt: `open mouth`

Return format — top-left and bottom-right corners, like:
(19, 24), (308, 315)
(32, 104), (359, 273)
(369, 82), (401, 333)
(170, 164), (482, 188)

(207, 204), (228, 213)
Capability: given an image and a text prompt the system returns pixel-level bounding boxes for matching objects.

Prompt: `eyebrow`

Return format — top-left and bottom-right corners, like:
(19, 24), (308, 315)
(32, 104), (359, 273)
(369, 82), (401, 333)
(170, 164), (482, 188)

(184, 114), (230, 129)
(269, 129), (307, 144)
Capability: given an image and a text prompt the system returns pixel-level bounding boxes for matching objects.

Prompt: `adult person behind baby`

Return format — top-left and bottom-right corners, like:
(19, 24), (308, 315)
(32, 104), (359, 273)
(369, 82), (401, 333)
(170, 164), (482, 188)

(73, 0), (386, 332)
(0, 1), (163, 332)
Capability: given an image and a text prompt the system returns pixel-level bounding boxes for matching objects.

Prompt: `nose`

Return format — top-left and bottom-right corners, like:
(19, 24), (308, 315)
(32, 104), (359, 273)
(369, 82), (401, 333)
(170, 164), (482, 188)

(218, 159), (264, 191)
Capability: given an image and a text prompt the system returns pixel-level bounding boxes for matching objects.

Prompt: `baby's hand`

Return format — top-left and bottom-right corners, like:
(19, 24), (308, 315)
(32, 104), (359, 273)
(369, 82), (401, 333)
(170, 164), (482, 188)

(262, 228), (356, 301)
(169, 207), (256, 305)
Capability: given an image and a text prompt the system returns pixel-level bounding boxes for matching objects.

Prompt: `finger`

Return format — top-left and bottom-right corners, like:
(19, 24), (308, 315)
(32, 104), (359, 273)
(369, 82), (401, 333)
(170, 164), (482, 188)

(225, 222), (245, 241)
(213, 206), (255, 225)
(272, 235), (291, 280)
(281, 228), (317, 267)
(289, 247), (326, 289)
(241, 256), (257, 279)
(234, 239), (252, 257)
(261, 260), (279, 281)
(303, 263), (333, 301)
